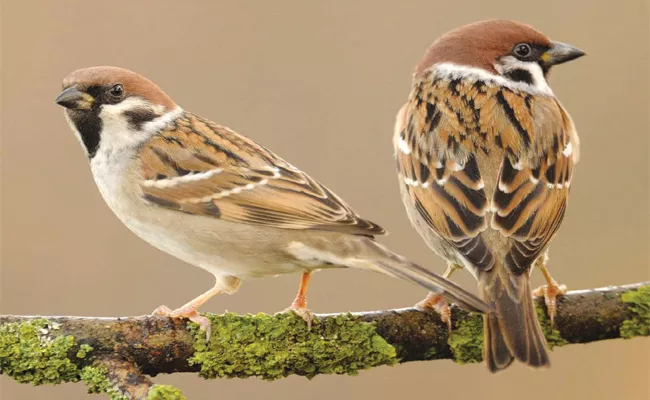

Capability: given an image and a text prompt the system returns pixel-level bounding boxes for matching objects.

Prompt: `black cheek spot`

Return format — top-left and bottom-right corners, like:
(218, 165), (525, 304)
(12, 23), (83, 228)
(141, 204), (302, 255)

(123, 108), (158, 130)
(505, 69), (534, 85)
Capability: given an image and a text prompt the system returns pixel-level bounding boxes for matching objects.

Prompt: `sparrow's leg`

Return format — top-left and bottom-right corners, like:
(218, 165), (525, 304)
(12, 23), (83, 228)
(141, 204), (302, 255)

(278, 271), (315, 328)
(532, 258), (567, 325)
(153, 276), (241, 339)
(415, 263), (463, 330)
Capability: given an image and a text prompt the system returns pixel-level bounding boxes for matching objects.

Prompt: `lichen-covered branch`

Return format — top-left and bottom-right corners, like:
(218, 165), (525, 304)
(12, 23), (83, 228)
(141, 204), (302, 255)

(1, 283), (648, 399)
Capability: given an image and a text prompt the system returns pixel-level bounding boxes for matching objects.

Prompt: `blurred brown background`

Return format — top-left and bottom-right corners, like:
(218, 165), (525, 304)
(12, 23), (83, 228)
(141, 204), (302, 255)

(1, 1), (649, 399)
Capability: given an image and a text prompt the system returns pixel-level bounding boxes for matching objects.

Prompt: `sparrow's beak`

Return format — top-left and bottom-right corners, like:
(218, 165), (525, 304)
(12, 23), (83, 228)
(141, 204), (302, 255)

(541, 41), (586, 67)
(55, 87), (95, 110)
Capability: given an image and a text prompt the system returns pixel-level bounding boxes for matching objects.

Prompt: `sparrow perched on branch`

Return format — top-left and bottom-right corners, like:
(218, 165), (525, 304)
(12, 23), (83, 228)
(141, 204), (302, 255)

(55, 66), (489, 336)
(393, 20), (584, 371)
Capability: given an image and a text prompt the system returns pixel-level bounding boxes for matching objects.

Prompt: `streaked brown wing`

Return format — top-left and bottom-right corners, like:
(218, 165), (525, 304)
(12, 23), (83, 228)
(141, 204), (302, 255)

(138, 113), (385, 236)
(395, 102), (495, 271)
(492, 98), (578, 274)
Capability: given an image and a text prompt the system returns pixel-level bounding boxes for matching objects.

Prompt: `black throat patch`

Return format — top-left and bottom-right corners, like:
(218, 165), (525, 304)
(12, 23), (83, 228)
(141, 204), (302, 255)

(67, 109), (102, 159)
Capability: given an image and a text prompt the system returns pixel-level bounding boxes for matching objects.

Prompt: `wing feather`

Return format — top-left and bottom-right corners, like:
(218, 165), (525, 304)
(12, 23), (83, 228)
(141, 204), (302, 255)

(138, 113), (385, 237)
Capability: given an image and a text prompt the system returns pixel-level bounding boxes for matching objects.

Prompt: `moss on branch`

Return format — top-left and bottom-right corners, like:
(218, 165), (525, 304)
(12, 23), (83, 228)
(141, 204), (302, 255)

(189, 312), (397, 380)
(0, 282), (648, 399)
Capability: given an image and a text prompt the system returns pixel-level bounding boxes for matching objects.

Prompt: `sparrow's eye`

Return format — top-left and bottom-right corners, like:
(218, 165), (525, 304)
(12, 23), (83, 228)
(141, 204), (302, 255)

(513, 43), (532, 59)
(108, 84), (124, 99)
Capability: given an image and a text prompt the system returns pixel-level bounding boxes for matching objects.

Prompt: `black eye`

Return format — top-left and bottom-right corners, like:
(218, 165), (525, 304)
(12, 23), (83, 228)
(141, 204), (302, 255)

(513, 43), (532, 58)
(108, 84), (124, 98)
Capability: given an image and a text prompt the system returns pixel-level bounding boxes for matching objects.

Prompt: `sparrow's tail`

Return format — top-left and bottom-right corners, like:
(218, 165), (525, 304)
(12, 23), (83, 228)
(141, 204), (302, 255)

(353, 238), (490, 314)
(479, 270), (550, 372)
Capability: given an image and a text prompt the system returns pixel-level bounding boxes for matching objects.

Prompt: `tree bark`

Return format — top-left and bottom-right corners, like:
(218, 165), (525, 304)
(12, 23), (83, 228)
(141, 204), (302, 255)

(0, 282), (648, 399)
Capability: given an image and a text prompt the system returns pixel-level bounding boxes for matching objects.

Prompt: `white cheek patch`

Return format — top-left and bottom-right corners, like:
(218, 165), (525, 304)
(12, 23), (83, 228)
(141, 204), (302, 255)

(143, 106), (184, 134)
(494, 56), (554, 96)
(97, 101), (183, 153)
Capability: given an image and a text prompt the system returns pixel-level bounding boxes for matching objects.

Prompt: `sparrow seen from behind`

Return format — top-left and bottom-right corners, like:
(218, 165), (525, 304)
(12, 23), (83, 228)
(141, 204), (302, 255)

(393, 20), (584, 371)
(56, 66), (490, 337)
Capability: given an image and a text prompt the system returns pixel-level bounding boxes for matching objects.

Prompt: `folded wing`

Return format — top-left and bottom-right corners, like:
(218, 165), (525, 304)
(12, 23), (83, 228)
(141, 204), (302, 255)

(138, 113), (385, 237)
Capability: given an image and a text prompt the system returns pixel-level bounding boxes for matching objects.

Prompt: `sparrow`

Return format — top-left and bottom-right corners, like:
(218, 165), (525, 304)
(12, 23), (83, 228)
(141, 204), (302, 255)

(393, 20), (584, 371)
(55, 66), (490, 336)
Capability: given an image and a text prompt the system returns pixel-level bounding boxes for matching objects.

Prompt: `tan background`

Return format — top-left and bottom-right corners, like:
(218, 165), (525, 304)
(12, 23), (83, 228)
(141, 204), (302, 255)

(1, 1), (649, 399)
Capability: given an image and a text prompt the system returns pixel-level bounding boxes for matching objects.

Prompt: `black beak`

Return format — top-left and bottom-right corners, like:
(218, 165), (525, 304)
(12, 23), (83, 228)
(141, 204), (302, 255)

(55, 87), (95, 110)
(542, 41), (586, 67)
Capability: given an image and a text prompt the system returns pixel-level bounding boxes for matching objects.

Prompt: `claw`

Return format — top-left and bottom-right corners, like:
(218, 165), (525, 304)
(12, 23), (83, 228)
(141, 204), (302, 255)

(152, 305), (172, 316)
(416, 292), (452, 331)
(277, 306), (315, 329)
(533, 281), (567, 326)
(152, 305), (212, 340)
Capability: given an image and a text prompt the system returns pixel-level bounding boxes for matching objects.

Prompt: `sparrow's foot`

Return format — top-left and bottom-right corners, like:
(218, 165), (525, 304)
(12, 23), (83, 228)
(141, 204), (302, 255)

(276, 271), (314, 328)
(278, 304), (315, 329)
(532, 280), (567, 326)
(416, 292), (452, 331)
(152, 305), (212, 340)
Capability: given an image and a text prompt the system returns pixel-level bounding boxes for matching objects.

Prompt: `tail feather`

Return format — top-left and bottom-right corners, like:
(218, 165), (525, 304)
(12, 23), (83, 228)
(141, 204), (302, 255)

(357, 239), (491, 314)
(485, 311), (514, 371)
(481, 272), (550, 372)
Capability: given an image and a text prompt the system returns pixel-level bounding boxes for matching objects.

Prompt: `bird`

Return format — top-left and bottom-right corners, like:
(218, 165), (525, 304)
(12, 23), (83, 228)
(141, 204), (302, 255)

(393, 20), (584, 371)
(55, 66), (490, 337)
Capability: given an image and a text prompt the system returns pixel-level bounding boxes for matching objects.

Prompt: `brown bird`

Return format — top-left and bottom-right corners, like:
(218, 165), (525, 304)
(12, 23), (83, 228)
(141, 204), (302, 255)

(393, 20), (584, 371)
(55, 66), (490, 337)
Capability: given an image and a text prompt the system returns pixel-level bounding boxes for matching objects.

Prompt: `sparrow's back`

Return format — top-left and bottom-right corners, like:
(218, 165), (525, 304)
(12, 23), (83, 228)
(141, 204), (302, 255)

(394, 20), (583, 371)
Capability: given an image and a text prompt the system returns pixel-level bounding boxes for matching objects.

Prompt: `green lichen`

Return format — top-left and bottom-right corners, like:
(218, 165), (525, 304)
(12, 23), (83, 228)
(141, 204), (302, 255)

(0, 319), (81, 385)
(535, 303), (568, 348)
(447, 313), (483, 364)
(76, 344), (93, 359)
(80, 365), (127, 400)
(620, 285), (650, 339)
(189, 312), (397, 380)
(147, 384), (187, 400)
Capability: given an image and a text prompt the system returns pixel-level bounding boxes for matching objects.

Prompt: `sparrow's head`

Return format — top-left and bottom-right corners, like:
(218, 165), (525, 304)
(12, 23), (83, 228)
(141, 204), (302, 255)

(415, 20), (585, 93)
(56, 66), (179, 158)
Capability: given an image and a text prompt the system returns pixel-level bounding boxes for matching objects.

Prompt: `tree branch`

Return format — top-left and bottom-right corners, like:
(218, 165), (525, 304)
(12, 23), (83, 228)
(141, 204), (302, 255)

(1, 282), (648, 399)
